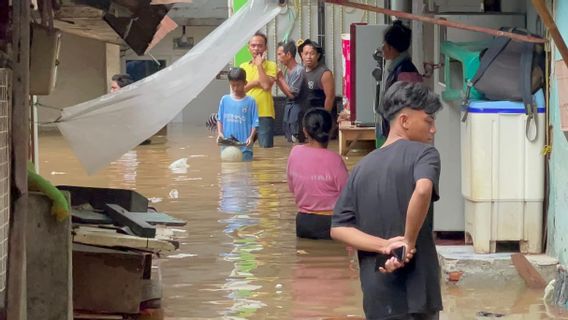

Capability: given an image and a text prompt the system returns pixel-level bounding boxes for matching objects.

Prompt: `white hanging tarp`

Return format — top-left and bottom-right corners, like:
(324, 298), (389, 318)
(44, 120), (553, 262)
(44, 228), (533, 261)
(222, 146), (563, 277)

(56, 0), (282, 174)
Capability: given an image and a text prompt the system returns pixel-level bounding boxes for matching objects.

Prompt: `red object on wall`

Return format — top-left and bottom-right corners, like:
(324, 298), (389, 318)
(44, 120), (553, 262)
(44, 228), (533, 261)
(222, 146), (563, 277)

(341, 33), (351, 112)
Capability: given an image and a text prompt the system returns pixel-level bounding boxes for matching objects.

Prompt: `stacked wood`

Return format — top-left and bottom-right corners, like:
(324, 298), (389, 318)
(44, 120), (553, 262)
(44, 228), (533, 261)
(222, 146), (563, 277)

(62, 186), (185, 319)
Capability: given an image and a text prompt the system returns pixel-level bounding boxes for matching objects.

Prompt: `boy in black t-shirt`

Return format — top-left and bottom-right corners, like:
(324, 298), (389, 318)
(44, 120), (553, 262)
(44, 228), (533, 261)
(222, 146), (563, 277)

(332, 81), (443, 320)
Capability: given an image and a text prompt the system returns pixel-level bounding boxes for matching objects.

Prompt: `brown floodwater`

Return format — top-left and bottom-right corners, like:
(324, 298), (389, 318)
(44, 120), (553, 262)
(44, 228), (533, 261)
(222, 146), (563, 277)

(38, 124), (568, 320)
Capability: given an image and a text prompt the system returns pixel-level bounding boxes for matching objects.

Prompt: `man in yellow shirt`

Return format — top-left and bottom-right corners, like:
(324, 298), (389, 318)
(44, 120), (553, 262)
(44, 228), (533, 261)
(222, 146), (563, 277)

(240, 32), (277, 148)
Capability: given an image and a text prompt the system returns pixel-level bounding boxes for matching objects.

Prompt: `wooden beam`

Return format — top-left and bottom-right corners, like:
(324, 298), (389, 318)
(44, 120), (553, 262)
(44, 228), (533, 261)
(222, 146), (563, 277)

(325, 0), (546, 44)
(6, 0), (30, 318)
(11, 0), (30, 196)
(532, 0), (568, 69)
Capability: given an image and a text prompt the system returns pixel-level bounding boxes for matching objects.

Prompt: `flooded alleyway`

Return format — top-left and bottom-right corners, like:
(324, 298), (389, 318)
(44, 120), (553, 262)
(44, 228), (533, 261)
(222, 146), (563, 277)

(38, 124), (567, 320)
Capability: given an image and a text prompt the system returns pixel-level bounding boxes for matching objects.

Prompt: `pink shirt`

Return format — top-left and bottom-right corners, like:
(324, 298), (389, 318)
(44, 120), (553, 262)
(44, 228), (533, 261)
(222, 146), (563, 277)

(287, 145), (349, 213)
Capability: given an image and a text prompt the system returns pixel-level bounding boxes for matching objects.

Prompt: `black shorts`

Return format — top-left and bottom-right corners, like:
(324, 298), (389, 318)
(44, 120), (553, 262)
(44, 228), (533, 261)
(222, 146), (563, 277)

(295, 212), (332, 240)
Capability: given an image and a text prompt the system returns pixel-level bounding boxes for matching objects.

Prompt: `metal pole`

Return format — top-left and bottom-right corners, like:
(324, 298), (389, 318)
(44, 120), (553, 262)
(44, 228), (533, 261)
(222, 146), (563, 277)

(325, 0), (546, 44)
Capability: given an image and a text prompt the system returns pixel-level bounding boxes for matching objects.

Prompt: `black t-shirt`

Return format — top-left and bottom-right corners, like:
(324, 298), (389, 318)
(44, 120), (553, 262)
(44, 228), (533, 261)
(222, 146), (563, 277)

(332, 140), (443, 320)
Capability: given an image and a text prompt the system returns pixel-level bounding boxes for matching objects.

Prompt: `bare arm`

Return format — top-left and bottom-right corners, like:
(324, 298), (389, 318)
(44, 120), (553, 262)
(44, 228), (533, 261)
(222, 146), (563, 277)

(256, 63), (275, 91)
(246, 127), (257, 146)
(276, 73), (295, 99)
(404, 179), (433, 249)
(245, 80), (260, 92)
(321, 71), (335, 111)
(330, 227), (390, 254)
(217, 121), (224, 138)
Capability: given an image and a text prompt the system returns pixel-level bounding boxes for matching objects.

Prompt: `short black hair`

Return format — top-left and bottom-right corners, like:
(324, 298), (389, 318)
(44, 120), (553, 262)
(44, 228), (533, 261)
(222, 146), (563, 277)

(251, 31), (268, 45)
(381, 81), (442, 121)
(303, 108), (333, 145)
(278, 40), (297, 58)
(384, 20), (412, 53)
(111, 73), (134, 88)
(228, 67), (246, 82)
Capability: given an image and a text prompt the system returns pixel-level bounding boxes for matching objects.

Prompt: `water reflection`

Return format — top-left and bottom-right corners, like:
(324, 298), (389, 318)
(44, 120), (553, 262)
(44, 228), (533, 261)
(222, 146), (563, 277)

(218, 162), (264, 319)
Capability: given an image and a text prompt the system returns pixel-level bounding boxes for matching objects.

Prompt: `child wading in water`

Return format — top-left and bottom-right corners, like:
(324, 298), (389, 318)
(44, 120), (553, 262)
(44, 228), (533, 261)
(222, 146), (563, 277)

(217, 67), (259, 161)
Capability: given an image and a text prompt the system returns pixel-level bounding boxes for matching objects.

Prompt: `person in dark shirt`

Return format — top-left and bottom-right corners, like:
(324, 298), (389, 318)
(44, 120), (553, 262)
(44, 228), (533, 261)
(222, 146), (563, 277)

(297, 39), (335, 112)
(331, 81), (443, 320)
(376, 20), (423, 147)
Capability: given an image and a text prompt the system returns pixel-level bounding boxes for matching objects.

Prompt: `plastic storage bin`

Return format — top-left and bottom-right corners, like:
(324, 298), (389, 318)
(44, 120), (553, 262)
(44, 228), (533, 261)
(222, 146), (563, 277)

(461, 90), (545, 253)
(440, 40), (488, 102)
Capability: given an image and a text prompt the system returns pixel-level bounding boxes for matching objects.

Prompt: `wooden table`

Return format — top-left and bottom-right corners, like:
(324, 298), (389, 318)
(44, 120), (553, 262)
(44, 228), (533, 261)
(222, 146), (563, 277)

(338, 121), (376, 156)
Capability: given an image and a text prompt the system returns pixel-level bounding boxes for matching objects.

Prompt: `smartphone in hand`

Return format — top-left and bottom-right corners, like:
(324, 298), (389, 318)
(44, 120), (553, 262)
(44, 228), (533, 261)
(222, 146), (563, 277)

(392, 246), (407, 262)
(375, 246), (407, 272)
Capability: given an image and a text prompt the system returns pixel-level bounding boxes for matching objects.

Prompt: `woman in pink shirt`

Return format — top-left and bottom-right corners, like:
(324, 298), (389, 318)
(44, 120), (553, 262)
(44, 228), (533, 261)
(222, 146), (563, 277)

(287, 108), (349, 239)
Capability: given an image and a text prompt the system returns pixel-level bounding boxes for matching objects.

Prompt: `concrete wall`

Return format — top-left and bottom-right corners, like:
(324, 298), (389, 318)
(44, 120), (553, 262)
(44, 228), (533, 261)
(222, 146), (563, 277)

(548, 0), (568, 265)
(37, 33), (113, 126)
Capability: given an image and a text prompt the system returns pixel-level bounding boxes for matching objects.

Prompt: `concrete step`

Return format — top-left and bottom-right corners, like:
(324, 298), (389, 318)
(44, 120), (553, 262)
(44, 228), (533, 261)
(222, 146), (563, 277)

(437, 245), (558, 287)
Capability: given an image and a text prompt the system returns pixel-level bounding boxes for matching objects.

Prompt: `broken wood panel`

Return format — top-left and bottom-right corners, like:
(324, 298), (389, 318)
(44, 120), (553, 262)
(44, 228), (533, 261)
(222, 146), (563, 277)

(511, 253), (547, 289)
(55, 5), (105, 19)
(73, 227), (176, 252)
(73, 243), (148, 314)
(53, 19), (123, 44)
(73, 208), (186, 226)
(105, 204), (156, 238)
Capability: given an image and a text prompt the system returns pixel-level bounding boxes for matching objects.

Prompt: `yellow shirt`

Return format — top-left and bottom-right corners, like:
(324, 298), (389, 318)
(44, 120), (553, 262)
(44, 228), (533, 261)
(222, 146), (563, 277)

(240, 60), (277, 118)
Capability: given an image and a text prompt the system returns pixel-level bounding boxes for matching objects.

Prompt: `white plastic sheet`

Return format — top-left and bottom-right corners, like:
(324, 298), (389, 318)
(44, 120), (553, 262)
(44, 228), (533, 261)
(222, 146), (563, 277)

(56, 0), (282, 174)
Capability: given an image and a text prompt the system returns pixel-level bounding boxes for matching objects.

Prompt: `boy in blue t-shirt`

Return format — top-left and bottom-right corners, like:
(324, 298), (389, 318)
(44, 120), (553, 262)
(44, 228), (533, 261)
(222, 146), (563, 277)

(217, 67), (259, 161)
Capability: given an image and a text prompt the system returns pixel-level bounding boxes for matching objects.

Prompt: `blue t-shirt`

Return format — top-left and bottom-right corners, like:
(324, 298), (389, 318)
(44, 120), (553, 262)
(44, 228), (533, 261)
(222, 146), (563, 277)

(217, 94), (259, 152)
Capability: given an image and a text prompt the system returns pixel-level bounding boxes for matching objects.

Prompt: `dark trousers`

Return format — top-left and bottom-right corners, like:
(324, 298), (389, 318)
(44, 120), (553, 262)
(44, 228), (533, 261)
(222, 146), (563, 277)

(258, 117), (274, 148)
(283, 102), (305, 143)
(296, 212), (332, 240)
(388, 312), (439, 320)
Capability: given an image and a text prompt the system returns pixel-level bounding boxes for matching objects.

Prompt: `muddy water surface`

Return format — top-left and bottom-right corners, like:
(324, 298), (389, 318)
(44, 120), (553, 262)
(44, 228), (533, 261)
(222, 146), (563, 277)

(38, 124), (567, 320)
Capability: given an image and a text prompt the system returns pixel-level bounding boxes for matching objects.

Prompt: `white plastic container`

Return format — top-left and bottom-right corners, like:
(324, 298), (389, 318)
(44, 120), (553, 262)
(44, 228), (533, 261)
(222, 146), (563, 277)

(461, 90), (545, 253)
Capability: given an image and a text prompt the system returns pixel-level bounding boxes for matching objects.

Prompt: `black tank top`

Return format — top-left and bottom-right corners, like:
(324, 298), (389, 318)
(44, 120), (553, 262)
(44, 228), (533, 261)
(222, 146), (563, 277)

(300, 63), (330, 110)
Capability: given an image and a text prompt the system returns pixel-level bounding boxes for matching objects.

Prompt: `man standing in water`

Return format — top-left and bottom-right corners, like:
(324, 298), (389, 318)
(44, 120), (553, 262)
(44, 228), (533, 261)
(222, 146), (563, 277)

(297, 39), (335, 112)
(276, 40), (305, 143)
(331, 82), (443, 320)
(240, 32), (277, 148)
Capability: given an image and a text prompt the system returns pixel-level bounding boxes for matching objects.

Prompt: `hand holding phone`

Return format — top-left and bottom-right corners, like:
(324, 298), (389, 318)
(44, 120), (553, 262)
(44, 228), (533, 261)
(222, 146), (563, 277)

(375, 244), (407, 272)
(392, 245), (407, 262)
